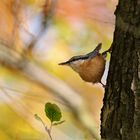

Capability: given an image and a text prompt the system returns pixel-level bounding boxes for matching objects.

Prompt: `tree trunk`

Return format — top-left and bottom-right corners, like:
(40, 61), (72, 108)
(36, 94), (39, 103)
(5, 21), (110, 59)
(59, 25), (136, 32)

(101, 0), (140, 140)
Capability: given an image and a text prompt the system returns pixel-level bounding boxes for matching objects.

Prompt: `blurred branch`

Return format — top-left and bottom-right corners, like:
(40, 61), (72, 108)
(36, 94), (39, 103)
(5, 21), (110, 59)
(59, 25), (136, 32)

(0, 44), (100, 140)
(11, 0), (20, 43)
(0, 86), (33, 116)
(27, 0), (57, 53)
(0, 84), (48, 102)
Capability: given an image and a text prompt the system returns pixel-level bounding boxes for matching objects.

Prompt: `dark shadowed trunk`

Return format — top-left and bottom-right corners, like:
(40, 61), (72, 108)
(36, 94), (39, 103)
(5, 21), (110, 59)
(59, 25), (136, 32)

(101, 0), (140, 140)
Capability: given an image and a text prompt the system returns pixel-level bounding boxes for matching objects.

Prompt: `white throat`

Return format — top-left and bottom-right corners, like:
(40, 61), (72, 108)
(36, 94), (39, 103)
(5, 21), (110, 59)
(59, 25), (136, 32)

(69, 59), (84, 72)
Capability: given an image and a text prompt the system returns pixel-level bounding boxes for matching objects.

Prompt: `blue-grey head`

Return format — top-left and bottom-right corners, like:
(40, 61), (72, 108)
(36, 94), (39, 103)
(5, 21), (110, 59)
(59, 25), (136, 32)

(59, 43), (102, 72)
(59, 43), (102, 65)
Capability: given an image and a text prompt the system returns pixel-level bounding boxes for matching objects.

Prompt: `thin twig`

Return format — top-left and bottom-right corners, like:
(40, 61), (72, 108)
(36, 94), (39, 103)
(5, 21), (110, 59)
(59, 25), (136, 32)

(47, 128), (53, 140)
(35, 114), (53, 140)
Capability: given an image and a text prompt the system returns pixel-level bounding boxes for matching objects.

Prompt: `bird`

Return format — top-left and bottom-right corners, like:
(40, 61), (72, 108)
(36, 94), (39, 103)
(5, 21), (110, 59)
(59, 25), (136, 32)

(59, 43), (110, 87)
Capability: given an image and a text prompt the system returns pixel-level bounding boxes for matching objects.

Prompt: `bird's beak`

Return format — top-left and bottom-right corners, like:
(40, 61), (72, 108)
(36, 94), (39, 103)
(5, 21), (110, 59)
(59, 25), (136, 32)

(58, 61), (69, 65)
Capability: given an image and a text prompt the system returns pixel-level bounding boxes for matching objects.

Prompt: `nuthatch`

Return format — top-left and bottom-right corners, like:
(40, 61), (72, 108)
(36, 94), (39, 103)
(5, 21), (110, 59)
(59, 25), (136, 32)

(59, 43), (111, 87)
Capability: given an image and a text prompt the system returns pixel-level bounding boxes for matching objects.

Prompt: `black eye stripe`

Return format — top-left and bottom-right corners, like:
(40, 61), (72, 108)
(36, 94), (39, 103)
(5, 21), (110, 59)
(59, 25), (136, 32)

(68, 56), (88, 63)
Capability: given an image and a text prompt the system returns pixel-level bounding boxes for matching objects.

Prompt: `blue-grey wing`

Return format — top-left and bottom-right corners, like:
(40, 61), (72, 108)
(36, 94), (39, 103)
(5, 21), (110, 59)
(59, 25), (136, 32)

(58, 43), (102, 65)
(87, 43), (102, 58)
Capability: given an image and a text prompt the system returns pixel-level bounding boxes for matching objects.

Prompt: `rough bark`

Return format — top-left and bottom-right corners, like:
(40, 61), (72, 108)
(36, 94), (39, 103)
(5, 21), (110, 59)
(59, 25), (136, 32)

(101, 0), (140, 140)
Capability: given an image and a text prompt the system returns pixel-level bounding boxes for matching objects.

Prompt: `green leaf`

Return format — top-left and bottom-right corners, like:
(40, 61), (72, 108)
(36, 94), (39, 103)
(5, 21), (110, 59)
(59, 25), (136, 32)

(45, 102), (62, 122)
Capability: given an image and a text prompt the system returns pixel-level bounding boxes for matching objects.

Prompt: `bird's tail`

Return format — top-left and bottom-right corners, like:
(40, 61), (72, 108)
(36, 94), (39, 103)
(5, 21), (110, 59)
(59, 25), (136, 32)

(87, 43), (102, 58)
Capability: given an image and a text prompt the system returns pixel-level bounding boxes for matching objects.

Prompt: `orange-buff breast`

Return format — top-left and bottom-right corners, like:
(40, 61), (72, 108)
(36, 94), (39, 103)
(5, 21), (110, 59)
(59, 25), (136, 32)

(78, 55), (105, 83)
